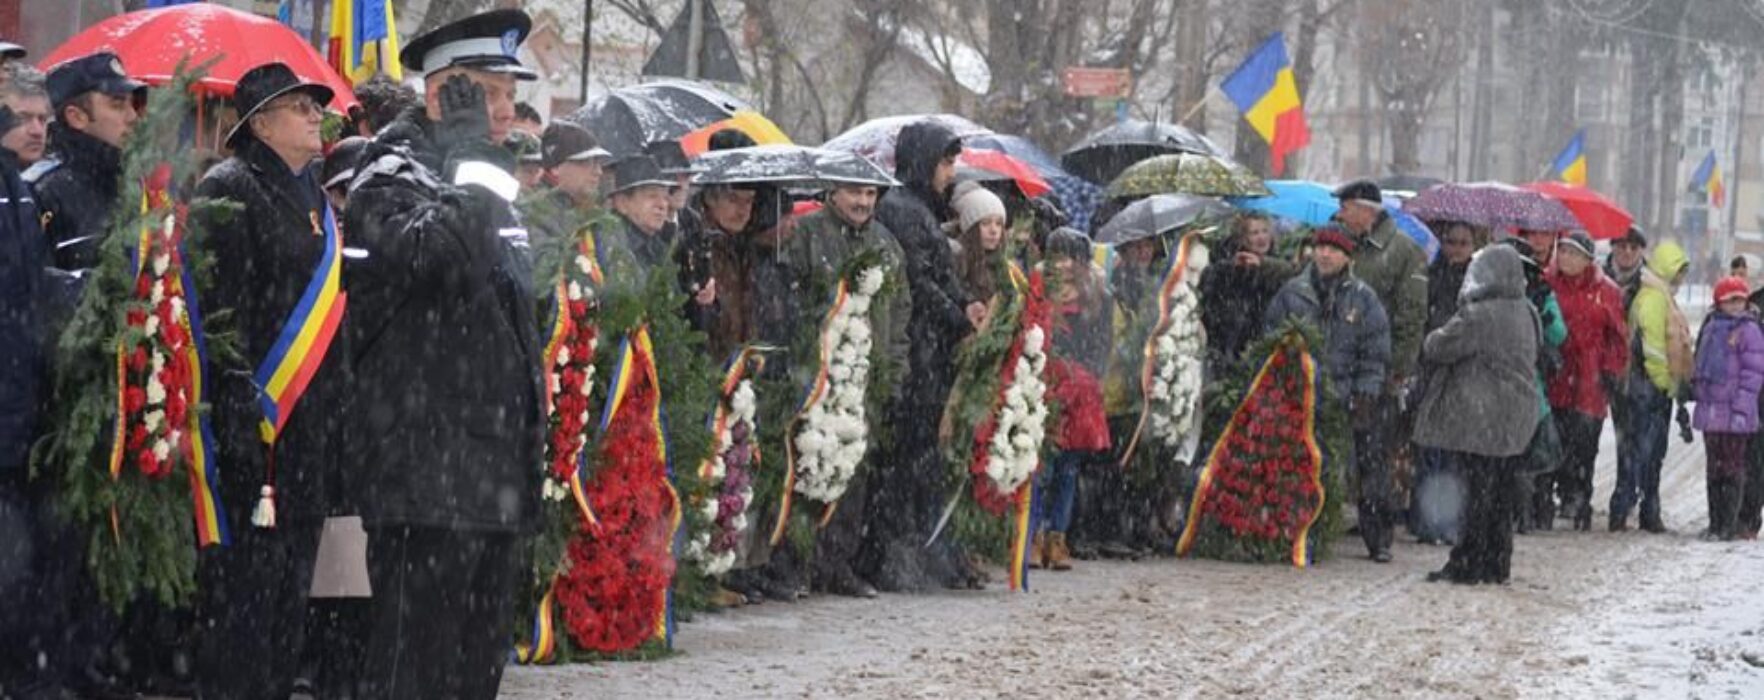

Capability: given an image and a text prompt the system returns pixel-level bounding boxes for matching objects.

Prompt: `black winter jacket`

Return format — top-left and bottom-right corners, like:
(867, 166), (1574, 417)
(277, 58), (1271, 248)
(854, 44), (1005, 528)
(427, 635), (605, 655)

(0, 149), (43, 473)
(193, 139), (352, 522)
(340, 108), (545, 533)
(875, 121), (971, 408)
(33, 124), (120, 271)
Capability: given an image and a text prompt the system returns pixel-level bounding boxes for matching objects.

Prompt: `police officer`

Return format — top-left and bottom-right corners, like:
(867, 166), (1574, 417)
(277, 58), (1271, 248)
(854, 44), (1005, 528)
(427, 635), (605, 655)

(33, 52), (144, 271)
(341, 9), (544, 699)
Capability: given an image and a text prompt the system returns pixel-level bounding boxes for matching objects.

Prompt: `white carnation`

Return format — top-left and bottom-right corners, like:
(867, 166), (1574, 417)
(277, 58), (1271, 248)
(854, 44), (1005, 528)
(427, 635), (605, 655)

(146, 377), (167, 406)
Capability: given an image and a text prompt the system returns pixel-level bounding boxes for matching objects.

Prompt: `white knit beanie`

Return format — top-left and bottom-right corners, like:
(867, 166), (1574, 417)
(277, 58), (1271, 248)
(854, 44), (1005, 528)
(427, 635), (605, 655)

(951, 181), (1007, 233)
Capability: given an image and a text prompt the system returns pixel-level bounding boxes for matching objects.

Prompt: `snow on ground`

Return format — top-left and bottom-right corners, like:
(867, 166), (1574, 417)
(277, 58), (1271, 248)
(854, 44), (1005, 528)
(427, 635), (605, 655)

(502, 426), (1764, 699)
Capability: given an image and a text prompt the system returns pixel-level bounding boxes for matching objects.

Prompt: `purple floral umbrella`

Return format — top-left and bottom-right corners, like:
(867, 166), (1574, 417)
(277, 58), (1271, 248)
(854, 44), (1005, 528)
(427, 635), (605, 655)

(1402, 181), (1581, 231)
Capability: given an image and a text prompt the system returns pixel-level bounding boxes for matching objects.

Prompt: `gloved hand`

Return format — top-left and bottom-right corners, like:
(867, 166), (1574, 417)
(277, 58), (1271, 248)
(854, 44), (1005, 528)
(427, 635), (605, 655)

(1677, 404), (1693, 444)
(434, 74), (490, 148)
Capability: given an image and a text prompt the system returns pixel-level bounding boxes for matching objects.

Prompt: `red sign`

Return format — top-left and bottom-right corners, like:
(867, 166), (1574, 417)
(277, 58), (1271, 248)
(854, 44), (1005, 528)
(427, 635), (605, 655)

(1062, 67), (1133, 98)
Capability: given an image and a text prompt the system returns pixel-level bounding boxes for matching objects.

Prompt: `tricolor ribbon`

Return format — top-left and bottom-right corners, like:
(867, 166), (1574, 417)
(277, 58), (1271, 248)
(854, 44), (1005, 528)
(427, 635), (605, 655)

(770, 279), (851, 546)
(1008, 479), (1034, 592)
(1119, 231), (1204, 467)
(592, 327), (678, 647)
(512, 580), (559, 664)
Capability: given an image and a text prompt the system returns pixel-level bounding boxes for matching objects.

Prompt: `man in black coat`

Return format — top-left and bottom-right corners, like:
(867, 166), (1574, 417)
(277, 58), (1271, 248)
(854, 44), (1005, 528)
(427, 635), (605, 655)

(189, 62), (348, 700)
(862, 120), (984, 591)
(32, 52), (143, 272)
(339, 10), (545, 699)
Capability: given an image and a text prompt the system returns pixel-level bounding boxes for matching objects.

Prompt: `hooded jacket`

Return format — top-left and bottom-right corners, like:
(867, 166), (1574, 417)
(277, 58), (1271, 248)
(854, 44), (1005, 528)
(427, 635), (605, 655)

(1262, 264), (1391, 403)
(1692, 311), (1764, 434)
(1413, 246), (1543, 458)
(875, 121), (971, 408)
(339, 107), (544, 533)
(0, 146), (42, 473)
(1630, 241), (1693, 394)
(1546, 262), (1629, 417)
(193, 137), (352, 521)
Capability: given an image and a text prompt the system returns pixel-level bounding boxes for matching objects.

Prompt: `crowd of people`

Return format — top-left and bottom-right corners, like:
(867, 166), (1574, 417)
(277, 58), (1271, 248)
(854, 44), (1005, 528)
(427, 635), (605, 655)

(2, 7), (1762, 700)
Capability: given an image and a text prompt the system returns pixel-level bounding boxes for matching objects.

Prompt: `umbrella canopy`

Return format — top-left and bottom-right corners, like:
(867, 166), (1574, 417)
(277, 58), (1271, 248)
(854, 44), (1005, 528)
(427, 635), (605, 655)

(1228, 180), (1438, 262)
(679, 110), (792, 157)
(966, 133), (1104, 231)
(39, 4), (356, 109)
(1106, 152), (1270, 198)
(820, 113), (991, 173)
(568, 80), (788, 158)
(690, 144), (897, 188)
(956, 148), (1050, 198)
(1094, 194), (1232, 245)
(1403, 182), (1581, 232)
(1520, 182), (1634, 240)
(1061, 119), (1225, 185)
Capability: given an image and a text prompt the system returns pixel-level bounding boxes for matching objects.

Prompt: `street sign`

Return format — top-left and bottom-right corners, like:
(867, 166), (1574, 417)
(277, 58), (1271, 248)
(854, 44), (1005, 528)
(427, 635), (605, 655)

(1062, 67), (1132, 98)
(643, 0), (746, 83)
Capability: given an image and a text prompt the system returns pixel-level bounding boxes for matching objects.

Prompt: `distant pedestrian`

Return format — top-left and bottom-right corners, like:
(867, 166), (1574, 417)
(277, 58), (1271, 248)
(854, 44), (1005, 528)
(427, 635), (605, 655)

(1693, 277), (1764, 541)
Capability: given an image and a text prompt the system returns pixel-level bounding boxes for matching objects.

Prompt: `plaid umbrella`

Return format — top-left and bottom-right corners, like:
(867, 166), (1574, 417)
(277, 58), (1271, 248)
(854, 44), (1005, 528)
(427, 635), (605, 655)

(1106, 153), (1271, 198)
(1401, 182), (1580, 232)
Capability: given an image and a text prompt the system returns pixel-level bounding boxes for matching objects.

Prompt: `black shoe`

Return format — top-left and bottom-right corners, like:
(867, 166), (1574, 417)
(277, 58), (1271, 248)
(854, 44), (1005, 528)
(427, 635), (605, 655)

(1573, 505), (1593, 532)
(1641, 518), (1668, 534)
(1098, 540), (1138, 559)
(1609, 512), (1629, 532)
(822, 571), (880, 598)
(1426, 567), (1473, 584)
(1370, 550), (1393, 563)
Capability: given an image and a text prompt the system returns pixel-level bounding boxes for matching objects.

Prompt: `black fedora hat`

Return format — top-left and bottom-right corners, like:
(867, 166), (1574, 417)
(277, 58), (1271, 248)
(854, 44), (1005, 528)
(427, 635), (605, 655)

(226, 62), (334, 148)
(608, 155), (674, 195)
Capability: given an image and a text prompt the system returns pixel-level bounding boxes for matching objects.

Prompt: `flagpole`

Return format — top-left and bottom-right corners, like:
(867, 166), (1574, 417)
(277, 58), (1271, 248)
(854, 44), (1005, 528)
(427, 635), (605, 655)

(1177, 85), (1217, 126)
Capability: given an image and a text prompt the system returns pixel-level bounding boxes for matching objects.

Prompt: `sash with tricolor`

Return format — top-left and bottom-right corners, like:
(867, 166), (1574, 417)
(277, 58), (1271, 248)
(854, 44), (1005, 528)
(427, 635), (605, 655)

(107, 183), (229, 547)
(596, 327), (681, 648)
(769, 277), (854, 546)
(1176, 333), (1326, 568)
(250, 203), (348, 526)
(1118, 231), (1206, 466)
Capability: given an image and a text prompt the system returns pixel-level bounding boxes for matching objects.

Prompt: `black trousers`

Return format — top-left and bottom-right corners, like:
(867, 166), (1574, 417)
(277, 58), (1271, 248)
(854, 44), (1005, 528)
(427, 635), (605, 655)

(354, 526), (520, 700)
(1549, 411), (1603, 513)
(1354, 425), (1394, 555)
(811, 473), (868, 589)
(1444, 454), (1518, 583)
(858, 400), (956, 588)
(1741, 431), (1764, 534)
(193, 518), (324, 700)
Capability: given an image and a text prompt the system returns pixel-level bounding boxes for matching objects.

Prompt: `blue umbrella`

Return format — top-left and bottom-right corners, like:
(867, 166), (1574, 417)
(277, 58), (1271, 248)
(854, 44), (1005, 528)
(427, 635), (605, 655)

(1229, 180), (1438, 262)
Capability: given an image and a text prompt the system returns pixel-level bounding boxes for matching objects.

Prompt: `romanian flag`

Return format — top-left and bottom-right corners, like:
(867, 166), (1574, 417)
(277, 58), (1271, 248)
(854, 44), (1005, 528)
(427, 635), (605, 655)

(328, 0), (402, 85)
(1551, 129), (1588, 186)
(1692, 150), (1726, 208)
(1220, 32), (1310, 175)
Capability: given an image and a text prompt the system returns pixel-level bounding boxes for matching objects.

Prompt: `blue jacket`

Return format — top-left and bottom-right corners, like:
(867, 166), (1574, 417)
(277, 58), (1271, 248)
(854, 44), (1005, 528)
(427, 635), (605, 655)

(1263, 265), (1391, 403)
(0, 151), (44, 472)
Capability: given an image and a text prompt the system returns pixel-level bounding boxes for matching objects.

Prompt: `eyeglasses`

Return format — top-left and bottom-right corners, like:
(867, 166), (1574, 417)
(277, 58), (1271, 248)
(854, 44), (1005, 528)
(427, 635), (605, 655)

(264, 98), (323, 118)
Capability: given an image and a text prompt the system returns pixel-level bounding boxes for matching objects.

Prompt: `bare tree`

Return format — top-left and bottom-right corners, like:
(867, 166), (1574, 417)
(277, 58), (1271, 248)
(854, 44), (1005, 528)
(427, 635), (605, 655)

(1361, 0), (1465, 175)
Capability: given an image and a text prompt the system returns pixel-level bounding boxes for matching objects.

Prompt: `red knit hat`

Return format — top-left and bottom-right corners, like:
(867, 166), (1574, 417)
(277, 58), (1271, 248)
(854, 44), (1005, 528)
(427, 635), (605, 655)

(1715, 276), (1750, 304)
(1312, 226), (1357, 254)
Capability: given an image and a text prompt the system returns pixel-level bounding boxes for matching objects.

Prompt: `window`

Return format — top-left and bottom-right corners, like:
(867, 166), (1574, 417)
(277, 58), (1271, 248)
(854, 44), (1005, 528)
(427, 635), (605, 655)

(1688, 117), (1715, 150)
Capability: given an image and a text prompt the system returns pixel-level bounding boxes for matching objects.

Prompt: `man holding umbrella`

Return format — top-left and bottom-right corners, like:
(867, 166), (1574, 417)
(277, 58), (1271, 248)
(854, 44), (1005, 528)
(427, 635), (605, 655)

(189, 61), (349, 699)
(1332, 180), (1425, 562)
(340, 9), (544, 697)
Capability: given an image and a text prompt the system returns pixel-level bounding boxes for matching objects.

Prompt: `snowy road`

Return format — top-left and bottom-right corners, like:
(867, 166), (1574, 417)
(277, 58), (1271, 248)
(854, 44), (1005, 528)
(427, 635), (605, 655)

(501, 428), (1764, 699)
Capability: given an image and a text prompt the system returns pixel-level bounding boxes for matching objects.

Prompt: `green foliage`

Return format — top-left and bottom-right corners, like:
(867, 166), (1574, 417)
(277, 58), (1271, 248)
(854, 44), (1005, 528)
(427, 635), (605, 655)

(32, 59), (226, 610)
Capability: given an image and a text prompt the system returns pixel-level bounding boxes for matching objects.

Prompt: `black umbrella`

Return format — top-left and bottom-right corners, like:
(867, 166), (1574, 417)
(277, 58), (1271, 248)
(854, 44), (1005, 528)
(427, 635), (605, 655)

(1094, 194), (1232, 245)
(691, 145), (899, 188)
(1061, 119), (1225, 185)
(566, 80), (751, 158)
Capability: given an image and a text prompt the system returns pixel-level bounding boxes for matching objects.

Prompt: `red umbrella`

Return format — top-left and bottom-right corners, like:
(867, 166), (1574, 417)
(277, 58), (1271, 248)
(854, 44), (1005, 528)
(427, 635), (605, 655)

(1520, 182), (1634, 240)
(40, 4), (356, 110)
(958, 148), (1051, 198)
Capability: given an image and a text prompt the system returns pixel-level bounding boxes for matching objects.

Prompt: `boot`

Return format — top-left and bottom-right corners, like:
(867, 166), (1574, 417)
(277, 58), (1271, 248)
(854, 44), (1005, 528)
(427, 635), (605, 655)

(1028, 531), (1047, 570)
(1047, 532), (1073, 571)
(1532, 491), (1555, 531)
(1609, 510), (1629, 532)
(1573, 499), (1593, 532)
(1640, 512), (1668, 534)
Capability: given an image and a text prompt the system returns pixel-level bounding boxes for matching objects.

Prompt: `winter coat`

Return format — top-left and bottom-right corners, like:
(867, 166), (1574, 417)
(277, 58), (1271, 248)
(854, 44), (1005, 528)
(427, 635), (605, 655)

(1413, 246), (1543, 458)
(32, 123), (120, 271)
(1047, 272), (1114, 452)
(193, 138), (353, 522)
(1546, 264), (1629, 418)
(1425, 257), (1469, 334)
(1349, 212), (1429, 379)
(783, 208), (912, 390)
(0, 150), (42, 472)
(704, 214), (794, 361)
(1630, 241), (1693, 394)
(1262, 266), (1391, 404)
(339, 108), (544, 533)
(1605, 258), (1645, 314)
(1199, 242), (1296, 367)
(876, 121), (971, 409)
(1692, 312), (1764, 434)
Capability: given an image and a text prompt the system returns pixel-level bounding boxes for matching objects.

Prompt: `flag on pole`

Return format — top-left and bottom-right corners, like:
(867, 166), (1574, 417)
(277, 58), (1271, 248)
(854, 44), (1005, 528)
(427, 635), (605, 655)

(1550, 129), (1588, 186)
(328, 0), (402, 85)
(1220, 32), (1311, 174)
(1691, 150), (1726, 208)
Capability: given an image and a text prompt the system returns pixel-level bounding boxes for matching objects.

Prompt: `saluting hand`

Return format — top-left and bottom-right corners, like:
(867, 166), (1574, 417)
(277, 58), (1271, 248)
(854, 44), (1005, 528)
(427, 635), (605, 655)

(695, 278), (718, 306)
(435, 74), (491, 147)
